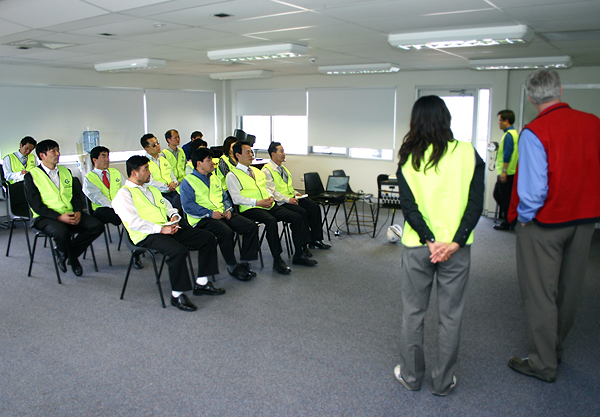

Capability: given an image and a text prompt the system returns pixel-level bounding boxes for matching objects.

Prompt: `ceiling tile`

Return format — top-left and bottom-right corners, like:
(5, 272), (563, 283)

(0, 0), (108, 28)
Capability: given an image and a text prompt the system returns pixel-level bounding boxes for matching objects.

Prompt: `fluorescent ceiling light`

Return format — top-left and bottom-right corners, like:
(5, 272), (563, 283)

(388, 25), (534, 50)
(469, 56), (572, 70)
(207, 43), (307, 62)
(94, 58), (165, 72)
(318, 63), (399, 75)
(210, 70), (274, 80)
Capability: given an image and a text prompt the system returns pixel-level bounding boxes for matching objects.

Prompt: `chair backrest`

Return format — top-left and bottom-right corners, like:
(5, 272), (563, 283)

(377, 174), (390, 188)
(303, 172), (325, 196)
(333, 169), (354, 193)
(7, 181), (30, 219)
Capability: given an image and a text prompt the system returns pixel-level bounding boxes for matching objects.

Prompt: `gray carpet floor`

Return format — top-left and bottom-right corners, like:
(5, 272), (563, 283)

(1, 212), (599, 417)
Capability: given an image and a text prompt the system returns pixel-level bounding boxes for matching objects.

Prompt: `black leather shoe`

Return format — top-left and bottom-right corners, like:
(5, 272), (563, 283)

(239, 262), (257, 278)
(273, 260), (291, 275)
(170, 294), (197, 311)
(55, 249), (67, 273)
(292, 254), (318, 266)
(193, 281), (226, 296)
(508, 357), (556, 383)
(493, 221), (510, 231)
(71, 257), (83, 276)
(133, 255), (144, 270)
(229, 264), (253, 281)
(303, 246), (313, 258)
(309, 240), (331, 250)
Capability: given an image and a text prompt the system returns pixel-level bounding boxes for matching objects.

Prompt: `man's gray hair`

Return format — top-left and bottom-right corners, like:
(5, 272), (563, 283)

(525, 69), (561, 106)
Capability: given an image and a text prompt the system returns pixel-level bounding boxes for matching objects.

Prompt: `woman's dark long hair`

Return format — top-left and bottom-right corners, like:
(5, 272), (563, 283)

(398, 95), (455, 172)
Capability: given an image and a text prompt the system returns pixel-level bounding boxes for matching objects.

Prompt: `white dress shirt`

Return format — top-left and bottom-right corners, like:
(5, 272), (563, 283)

(112, 180), (179, 235)
(39, 162), (61, 189)
(83, 168), (124, 208)
(226, 163), (273, 208)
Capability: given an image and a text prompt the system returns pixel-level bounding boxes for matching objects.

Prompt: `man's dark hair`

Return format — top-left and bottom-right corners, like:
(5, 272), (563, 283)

(191, 148), (215, 171)
(35, 139), (60, 159)
(165, 129), (178, 142)
(20, 136), (37, 147)
(497, 110), (515, 125)
(90, 146), (110, 165)
(232, 141), (252, 158)
(268, 142), (282, 158)
(140, 133), (156, 149)
(191, 131), (203, 140)
(190, 139), (208, 155)
(126, 155), (150, 177)
(223, 136), (238, 156)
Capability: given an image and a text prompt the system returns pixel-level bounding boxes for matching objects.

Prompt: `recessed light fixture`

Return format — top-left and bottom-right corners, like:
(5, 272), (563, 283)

(388, 25), (534, 50)
(94, 58), (166, 72)
(318, 63), (399, 75)
(213, 13), (232, 18)
(153, 23), (166, 28)
(469, 56), (572, 70)
(207, 43), (307, 62)
(210, 70), (274, 80)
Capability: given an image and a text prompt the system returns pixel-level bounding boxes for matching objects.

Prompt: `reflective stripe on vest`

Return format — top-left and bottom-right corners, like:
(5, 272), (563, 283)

(231, 167), (273, 212)
(148, 154), (173, 185)
(184, 173), (225, 227)
(262, 164), (294, 198)
(7, 153), (35, 184)
(29, 166), (74, 218)
(85, 168), (121, 210)
(163, 148), (186, 182)
(497, 129), (519, 175)
(122, 185), (168, 244)
(401, 141), (476, 247)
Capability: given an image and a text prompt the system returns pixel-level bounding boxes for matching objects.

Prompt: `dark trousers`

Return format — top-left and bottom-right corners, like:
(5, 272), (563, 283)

(493, 174), (514, 222)
(241, 205), (310, 259)
(93, 207), (121, 226)
(516, 222), (594, 379)
(34, 213), (104, 262)
(138, 226), (219, 292)
(282, 197), (324, 242)
(194, 213), (259, 265)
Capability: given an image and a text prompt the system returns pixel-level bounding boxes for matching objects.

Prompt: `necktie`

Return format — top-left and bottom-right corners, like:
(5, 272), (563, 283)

(278, 166), (288, 183)
(248, 168), (255, 180)
(102, 170), (110, 188)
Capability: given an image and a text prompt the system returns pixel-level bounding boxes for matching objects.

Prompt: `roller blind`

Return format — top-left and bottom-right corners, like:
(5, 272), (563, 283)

(145, 89), (216, 146)
(0, 85), (144, 155)
(236, 90), (306, 116)
(308, 87), (395, 149)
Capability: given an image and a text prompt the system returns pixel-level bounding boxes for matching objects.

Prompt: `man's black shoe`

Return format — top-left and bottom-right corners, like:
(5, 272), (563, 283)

(171, 294), (197, 311)
(303, 246), (313, 258)
(71, 257), (83, 276)
(229, 264), (253, 281)
(133, 255), (144, 269)
(240, 262), (257, 278)
(193, 281), (226, 296)
(292, 254), (318, 266)
(273, 260), (291, 275)
(55, 249), (67, 273)
(309, 241), (331, 250)
(508, 357), (556, 383)
(493, 221), (510, 231)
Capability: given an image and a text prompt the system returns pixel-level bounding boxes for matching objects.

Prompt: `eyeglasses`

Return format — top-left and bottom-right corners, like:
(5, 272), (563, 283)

(148, 142), (160, 148)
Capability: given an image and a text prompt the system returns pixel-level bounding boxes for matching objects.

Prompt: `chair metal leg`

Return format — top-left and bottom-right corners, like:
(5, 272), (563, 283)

(6, 220), (15, 256)
(48, 240), (62, 284)
(89, 243), (98, 272)
(103, 226), (112, 266)
(28, 234), (40, 277)
(106, 224), (113, 243)
(117, 226), (124, 251)
(152, 253), (166, 308)
(120, 254), (136, 300)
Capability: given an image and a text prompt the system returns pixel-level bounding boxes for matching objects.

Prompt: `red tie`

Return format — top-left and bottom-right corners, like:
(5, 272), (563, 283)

(248, 168), (255, 180)
(102, 170), (110, 188)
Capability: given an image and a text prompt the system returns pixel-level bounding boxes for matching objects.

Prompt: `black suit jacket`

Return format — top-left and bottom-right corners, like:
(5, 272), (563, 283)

(24, 164), (86, 225)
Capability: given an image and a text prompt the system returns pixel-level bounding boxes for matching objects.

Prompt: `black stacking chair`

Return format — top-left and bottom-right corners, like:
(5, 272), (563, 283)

(85, 197), (124, 266)
(3, 179), (32, 257)
(303, 172), (345, 240)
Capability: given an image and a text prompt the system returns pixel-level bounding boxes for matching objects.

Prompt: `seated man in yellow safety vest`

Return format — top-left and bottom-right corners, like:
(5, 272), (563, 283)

(263, 142), (331, 252)
(226, 141), (317, 275)
(140, 133), (179, 204)
(24, 139), (104, 276)
(112, 155), (224, 312)
(181, 147), (259, 281)
(83, 145), (142, 269)
(163, 129), (186, 183)
(3, 136), (37, 184)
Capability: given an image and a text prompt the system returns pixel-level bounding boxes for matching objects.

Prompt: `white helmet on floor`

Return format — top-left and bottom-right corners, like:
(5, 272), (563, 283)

(386, 224), (403, 243)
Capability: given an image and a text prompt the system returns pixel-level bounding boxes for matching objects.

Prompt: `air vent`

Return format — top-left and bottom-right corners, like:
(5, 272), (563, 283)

(5, 39), (76, 50)
(99, 33), (116, 37)
(213, 13), (232, 18)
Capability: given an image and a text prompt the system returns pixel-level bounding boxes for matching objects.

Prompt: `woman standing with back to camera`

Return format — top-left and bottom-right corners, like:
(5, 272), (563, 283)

(393, 95), (484, 396)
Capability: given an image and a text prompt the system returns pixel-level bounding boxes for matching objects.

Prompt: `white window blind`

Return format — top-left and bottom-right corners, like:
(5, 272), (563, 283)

(308, 87), (395, 149)
(0, 85), (144, 155)
(145, 89), (216, 146)
(236, 90), (306, 116)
